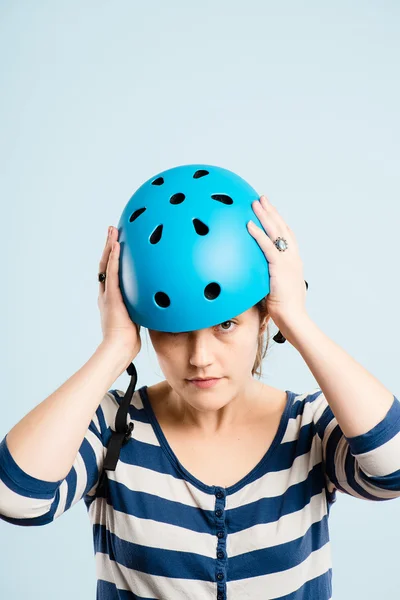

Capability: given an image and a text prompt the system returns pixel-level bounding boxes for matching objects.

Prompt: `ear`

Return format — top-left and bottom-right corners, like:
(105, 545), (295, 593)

(259, 315), (271, 335)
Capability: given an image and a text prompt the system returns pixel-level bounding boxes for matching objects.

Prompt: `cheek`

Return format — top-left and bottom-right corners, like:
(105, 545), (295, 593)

(237, 337), (259, 362)
(223, 337), (256, 363)
(154, 344), (181, 370)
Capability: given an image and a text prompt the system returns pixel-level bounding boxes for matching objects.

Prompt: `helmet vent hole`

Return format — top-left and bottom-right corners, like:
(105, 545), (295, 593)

(150, 224), (163, 244)
(129, 207), (146, 222)
(155, 292), (170, 308)
(170, 193), (185, 205)
(193, 219), (209, 235)
(193, 170), (209, 179)
(152, 177), (164, 186)
(211, 194), (233, 205)
(204, 282), (221, 300)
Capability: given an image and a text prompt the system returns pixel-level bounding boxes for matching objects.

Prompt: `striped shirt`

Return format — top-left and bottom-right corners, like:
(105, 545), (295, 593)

(1, 385), (400, 599)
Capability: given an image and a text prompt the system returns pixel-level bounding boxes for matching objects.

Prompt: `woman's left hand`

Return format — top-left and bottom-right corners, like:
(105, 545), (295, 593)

(247, 194), (309, 330)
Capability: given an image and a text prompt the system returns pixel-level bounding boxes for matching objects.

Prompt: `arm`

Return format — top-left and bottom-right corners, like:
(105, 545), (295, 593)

(5, 342), (130, 482)
(0, 342), (133, 525)
(281, 314), (395, 438)
(281, 315), (400, 500)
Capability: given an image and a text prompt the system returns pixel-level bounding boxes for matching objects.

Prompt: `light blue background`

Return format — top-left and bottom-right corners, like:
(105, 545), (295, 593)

(1, 1), (399, 598)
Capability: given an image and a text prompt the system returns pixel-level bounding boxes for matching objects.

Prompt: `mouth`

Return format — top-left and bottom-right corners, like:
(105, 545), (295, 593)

(188, 378), (220, 381)
(187, 378), (223, 388)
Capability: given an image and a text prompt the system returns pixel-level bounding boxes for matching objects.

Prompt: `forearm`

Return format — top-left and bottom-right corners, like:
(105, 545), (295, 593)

(280, 315), (395, 438)
(5, 342), (131, 482)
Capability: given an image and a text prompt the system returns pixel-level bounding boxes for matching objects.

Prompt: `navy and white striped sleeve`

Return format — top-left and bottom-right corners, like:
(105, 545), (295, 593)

(0, 390), (118, 526)
(311, 389), (400, 502)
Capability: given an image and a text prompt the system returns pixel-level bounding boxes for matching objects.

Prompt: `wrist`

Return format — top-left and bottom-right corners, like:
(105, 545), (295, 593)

(97, 341), (137, 374)
(274, 313), (314, 346)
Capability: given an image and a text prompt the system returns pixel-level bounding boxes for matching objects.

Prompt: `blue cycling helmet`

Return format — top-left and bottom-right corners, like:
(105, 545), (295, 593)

(116, 163), (270, 333)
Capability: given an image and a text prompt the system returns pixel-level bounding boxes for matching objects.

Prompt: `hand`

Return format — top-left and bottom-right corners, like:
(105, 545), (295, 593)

(247, 195), (309, 330)
(98, 226), (141, 363)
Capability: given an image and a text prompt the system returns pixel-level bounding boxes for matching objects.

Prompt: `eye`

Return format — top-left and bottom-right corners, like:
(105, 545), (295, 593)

(168, 320), (237, 336)
(218, 320), (236, 333)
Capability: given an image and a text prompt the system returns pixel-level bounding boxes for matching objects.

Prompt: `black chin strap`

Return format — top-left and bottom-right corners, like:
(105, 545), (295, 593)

(97, 362), (137, 496)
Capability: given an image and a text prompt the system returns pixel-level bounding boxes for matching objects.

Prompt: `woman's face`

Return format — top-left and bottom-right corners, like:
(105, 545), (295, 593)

(148, 307), (269, 414)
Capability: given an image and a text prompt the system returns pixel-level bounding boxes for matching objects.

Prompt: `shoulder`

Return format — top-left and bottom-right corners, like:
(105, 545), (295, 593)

(288, 387), (328, 425)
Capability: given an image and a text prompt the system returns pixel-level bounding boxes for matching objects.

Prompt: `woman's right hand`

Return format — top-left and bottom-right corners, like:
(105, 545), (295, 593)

(98, 226), (141, 364)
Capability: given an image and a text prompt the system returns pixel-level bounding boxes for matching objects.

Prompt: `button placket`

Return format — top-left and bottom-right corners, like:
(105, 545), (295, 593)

(214, 487), (227, 599)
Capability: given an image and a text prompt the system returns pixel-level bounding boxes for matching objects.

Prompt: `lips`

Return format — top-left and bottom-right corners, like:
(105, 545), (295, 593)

(188, 377), (222, 388)
(189, 378), (219, 381)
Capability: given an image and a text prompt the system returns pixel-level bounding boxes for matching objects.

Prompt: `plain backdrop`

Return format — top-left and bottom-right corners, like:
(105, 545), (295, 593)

(1, 1), (399, 598)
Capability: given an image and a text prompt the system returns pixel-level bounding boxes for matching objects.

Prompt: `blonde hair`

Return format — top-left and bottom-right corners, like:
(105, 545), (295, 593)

(252, 296), (270, 379)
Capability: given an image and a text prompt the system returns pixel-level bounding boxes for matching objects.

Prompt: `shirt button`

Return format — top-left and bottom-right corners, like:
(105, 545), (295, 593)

(217, 550), (225, 559)
(217, 593), (224, 600)
(217, 531), (225, 539)
(216, 490), (224, 499)
(215, 508), (223, 517)
(217, 572), (224, 581)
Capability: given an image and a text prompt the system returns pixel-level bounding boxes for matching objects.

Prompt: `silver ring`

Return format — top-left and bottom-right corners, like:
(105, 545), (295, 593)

(274, 237), (288, 252)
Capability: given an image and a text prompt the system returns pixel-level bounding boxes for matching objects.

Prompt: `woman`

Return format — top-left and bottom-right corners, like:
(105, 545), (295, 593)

(1, 196), (399, 600)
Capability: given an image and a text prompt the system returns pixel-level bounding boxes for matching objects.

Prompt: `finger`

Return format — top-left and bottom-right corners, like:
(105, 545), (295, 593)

(105, 233), (120, 295)
(260, 196), (278, 218)
(247, 220), (277, 256)
(259, 195), (291, 232)
(254, 198), (292, 243)
(252, 200), (281, 241)
(98, 227), (113, 288)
